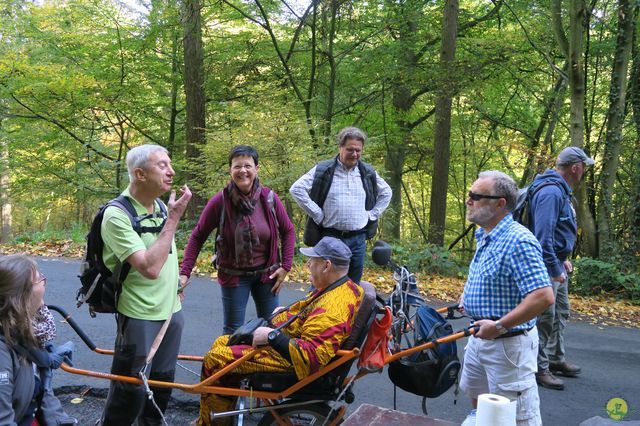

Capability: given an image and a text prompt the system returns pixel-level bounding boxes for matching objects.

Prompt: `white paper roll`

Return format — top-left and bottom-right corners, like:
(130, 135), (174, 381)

(475, 393), (517, 426)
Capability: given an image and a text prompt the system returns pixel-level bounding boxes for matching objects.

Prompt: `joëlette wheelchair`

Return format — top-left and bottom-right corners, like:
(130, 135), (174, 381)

(49, 241), (474, 425)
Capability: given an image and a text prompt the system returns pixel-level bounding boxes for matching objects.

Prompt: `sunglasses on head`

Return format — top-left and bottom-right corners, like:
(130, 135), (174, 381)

(468, 191), (504, 201)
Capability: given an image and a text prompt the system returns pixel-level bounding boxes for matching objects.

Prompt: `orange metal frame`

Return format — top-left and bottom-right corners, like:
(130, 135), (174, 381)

(58, 305), (473, 423)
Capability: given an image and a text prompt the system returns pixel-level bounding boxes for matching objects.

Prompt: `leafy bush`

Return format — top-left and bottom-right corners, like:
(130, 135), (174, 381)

(573, 258), (640, 304)
(12, 222), (87, 244)
(373, 240), (467, 277)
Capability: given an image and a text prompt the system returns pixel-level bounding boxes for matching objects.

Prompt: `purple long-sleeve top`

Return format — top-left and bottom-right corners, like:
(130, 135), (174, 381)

(180, 186), (295, 287)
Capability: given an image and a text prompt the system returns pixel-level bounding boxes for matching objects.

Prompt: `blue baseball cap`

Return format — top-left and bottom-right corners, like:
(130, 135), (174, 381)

(299, 237), (352, 267)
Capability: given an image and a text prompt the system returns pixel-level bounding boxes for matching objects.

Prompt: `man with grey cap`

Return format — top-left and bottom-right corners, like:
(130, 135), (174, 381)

(252, 236), (362, 351)
(528, 146), (595, 390)
(195, 237), (363, 424)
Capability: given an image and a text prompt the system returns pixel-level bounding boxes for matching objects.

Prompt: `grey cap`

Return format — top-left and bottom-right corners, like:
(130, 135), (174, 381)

(299, 236), (352, 267)
(557, 146), (595, 167)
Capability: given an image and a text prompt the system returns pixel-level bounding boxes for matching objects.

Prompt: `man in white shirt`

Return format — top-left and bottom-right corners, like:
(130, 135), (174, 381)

(290, 127), (392, 283)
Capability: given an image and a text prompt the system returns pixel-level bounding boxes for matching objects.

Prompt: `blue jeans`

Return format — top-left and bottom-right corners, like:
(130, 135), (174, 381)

(340, 233), (366, 284)
(220, 276), (278, 334)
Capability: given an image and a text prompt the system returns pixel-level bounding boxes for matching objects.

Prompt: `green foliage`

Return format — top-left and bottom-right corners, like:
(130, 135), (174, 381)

(573, 258), (640, 304)
(377, 240), (467, 278)
(12, 222), (87, 244)
(0, 0), (638, 291)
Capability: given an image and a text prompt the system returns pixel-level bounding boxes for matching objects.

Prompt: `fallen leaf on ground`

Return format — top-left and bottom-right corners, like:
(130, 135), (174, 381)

(3, 241), (638, 328)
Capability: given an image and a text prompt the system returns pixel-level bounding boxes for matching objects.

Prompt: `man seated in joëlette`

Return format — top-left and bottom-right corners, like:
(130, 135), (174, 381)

(195, 237), (364, 426)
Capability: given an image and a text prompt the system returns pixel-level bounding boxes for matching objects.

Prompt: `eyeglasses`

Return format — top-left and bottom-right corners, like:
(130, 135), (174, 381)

(232, 164), (255, 171)
(36, 273), (47, 286)
(468, 191), (504, 201)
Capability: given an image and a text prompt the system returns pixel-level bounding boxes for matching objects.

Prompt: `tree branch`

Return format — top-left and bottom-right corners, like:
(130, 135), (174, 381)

(9, 95), (115, 161)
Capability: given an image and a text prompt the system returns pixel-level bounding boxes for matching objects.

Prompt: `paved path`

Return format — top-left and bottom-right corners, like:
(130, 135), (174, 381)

(39, 257), (640, 425)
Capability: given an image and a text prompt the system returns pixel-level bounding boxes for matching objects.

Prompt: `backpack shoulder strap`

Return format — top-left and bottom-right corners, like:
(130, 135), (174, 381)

(100, 196), (137, 289)
(107, 195), (137, 230)
(155, 197), (168, 216)
(267, 189), (279, 229)
(212, 192), (225, 269)
(108, 195), (166, 235)
(529, 179), (568, 198)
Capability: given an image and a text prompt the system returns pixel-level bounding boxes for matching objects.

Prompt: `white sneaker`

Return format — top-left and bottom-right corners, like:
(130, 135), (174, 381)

(461, 409), (477, 426)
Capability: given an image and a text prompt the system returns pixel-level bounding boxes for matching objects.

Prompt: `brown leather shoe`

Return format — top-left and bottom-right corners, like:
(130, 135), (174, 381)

(550, 360), (582, 377)
(536, 369), (565, 390)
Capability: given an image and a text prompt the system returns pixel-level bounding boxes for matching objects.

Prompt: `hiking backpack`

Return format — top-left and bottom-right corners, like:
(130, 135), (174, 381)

(387, 305), (460, 398)
(76, 195), (167, 317)
(512, 180), (566, 228)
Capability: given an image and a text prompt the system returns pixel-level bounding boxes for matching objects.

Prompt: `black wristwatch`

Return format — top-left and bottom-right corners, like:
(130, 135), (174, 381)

(267, 329), (281, 345)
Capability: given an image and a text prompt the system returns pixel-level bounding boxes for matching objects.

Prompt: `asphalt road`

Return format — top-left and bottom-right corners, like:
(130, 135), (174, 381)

(37, 256), (640, 425)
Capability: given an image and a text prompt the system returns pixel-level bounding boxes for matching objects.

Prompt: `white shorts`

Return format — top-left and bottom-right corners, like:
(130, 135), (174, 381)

(459, 327), (542, 426)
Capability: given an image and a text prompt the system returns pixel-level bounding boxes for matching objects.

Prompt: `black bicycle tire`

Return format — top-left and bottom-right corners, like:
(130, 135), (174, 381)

(257, 402), (334, 426)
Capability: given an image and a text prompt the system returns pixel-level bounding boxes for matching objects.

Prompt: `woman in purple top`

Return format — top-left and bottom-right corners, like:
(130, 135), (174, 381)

(180, 145), (295, 334)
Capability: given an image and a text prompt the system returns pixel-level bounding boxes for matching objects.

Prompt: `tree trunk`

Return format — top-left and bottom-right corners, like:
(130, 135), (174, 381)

(381, 2), (422, 240)
(321, 0), (338, 145)
(520, 66), (568, 186)
(629, 16), (640, 264)
(383, 126), (407, 240)
(568, 0), (586, 148)
(597, 0), (635, 255)
(182, 0), (207, 215)
(427, 0), (459, 246)
(0, 133), (11, 243)
(566, 0), (598, 256)
(168, 28), (180, 157)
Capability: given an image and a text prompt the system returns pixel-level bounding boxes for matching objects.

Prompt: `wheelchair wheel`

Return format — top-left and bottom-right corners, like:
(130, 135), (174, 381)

(257, 402), (335, 426)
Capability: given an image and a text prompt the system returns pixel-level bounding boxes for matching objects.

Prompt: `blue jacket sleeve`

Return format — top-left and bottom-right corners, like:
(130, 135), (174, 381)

(531, 188), (564, 278)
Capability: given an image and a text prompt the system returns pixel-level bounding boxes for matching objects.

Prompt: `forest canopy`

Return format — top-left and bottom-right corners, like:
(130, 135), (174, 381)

(1, 0), (639, 284)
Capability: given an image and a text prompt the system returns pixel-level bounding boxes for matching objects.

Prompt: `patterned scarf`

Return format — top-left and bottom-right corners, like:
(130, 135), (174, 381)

(226, 179), (262, 268)
(32, 305), (57, 347)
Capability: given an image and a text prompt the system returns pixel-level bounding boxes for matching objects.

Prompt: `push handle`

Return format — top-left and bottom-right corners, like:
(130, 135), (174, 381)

(47, 305), (97, 351)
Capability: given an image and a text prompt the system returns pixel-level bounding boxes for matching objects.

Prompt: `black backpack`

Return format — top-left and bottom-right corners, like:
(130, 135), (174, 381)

(76, 195), (167, 317)
(512, 180), (566, 228)
(388, 305), (460, 398)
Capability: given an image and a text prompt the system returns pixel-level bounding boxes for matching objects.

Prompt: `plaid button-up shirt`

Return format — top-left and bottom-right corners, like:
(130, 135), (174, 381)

(462, 214), (550, 331)
(290, 160), (391, 231)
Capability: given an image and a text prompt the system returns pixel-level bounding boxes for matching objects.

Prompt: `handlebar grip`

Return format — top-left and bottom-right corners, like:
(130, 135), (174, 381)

(47, 305), (97, 351)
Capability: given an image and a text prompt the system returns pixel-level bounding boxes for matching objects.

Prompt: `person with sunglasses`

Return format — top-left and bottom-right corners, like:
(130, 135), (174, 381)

(459, 171), (554, 426)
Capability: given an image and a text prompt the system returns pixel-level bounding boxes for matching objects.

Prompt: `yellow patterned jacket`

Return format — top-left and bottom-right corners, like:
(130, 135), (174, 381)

(271, 277), (363, 379)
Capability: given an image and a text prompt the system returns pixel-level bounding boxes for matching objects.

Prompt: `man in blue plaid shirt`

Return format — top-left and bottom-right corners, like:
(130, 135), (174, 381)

(459, 171), (554, 426)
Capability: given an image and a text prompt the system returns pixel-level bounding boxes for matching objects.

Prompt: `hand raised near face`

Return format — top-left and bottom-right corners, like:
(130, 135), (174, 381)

(167, 185), (192, 219)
